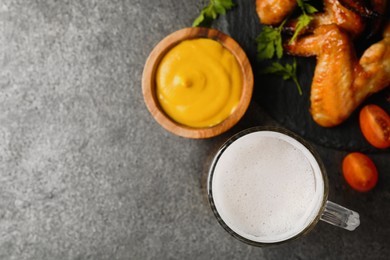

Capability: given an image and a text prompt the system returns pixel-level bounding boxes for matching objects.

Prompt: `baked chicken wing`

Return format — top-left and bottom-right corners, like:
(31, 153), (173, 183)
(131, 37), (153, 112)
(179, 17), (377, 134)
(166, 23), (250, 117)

(285, 23), (390, 127)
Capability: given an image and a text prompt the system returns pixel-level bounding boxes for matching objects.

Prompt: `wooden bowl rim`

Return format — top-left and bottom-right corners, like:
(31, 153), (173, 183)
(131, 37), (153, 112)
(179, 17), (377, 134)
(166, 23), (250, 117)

(142, 27), (254, 139)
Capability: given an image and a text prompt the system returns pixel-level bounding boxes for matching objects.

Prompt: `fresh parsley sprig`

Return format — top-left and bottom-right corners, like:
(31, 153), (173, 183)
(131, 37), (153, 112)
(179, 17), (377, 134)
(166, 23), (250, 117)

(260, 59), (303, 95)
(193, 0), (235, 27)
(256, 19), (287, 61)
(256, 21), (303, 95)
(289, 0), (318, 43)
(256, 0), (317, 95)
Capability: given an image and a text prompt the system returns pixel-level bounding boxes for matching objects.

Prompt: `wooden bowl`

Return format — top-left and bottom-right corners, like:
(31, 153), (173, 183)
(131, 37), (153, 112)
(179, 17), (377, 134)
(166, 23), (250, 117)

(142, 27), (253, 138)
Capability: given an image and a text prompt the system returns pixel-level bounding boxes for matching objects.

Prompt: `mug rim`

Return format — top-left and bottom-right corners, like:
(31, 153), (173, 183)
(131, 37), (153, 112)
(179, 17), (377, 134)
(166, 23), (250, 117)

(207, 126), (329, 246)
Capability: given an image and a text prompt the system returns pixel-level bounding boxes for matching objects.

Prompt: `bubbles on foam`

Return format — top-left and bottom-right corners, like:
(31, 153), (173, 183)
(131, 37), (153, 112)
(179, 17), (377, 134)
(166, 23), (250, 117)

(211, 131), (324, 243)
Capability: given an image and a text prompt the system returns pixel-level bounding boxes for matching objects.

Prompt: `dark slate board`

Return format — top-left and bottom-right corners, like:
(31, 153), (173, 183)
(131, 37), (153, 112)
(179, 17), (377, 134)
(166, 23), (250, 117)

(224, 0), (390, 153)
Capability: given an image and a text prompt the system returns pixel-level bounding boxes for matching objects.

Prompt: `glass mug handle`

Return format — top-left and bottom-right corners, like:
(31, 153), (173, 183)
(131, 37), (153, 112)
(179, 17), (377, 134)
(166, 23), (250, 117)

(320, 201), (360, 231)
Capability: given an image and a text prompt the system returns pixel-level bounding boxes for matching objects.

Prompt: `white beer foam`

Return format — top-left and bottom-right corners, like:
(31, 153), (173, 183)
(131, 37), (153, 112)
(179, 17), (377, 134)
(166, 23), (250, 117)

(212, 131), (324, 243)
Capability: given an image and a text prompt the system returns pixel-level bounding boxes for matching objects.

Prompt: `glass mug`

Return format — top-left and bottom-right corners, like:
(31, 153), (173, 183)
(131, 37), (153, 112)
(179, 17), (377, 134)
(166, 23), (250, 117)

(207, 126), (360, 246)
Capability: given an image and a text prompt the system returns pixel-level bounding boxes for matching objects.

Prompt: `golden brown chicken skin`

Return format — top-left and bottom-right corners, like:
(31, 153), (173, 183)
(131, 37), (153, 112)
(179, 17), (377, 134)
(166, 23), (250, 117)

(355, 24), (390, 105)
(256, 0), (297, 25)
(312, 0), (366, 37)
(284, 0), (387, 39)
(284, 0), (366, 38)
(285, 23), (390, 127)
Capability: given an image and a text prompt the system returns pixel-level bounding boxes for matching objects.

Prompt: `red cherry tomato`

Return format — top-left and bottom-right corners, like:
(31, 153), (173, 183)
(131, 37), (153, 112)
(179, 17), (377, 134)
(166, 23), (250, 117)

(359, 104), (390, 149)
(342, 152), (378, 192)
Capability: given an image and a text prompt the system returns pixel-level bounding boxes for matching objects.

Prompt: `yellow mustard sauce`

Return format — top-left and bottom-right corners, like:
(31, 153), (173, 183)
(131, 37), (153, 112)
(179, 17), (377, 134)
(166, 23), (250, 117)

(156, 38), (243, 128)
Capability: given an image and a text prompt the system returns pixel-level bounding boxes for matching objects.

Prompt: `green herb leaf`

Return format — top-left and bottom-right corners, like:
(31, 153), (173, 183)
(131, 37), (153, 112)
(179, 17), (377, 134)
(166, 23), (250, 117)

(289, 14), (313, 43)
(260, 59), (303, 95)
(297, 0), (318, 14)
(256, 21), (286, 60)
(192, 0), (235, 27)
(289, 0), (318, 43)
(305, 4), (318, 14)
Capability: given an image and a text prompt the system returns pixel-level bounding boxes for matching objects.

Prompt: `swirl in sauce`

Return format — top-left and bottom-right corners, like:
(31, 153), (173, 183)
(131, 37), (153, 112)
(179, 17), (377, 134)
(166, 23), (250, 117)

(156, 38), (243, 128)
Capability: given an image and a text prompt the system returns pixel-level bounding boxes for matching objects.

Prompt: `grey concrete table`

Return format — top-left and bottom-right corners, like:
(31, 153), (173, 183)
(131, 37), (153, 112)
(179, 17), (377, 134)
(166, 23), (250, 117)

(1, 0), (389, 259)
